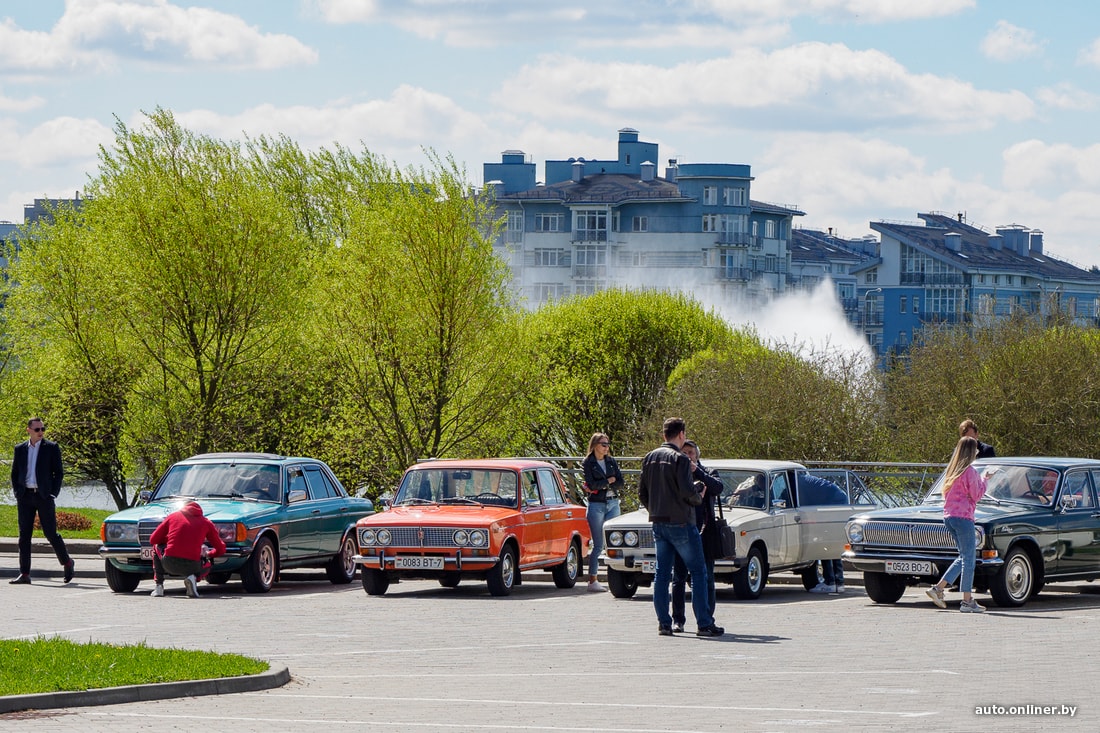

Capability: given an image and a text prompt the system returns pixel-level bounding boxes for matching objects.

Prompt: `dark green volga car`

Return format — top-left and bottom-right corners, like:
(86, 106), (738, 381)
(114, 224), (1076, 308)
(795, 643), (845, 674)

(845, 457), (1100, 608)
(99, 453), (375, 593)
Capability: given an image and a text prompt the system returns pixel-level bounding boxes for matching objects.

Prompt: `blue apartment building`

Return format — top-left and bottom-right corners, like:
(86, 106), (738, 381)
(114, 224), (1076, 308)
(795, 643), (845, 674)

(484, 128), (804, 308)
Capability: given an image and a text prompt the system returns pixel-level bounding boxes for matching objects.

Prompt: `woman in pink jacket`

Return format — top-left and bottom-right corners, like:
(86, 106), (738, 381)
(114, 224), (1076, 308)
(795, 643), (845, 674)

(926, 436), (988, 612)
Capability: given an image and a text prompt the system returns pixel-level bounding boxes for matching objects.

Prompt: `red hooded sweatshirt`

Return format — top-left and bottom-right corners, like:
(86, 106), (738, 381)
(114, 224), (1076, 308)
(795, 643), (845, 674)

(149, 501), (227, 561)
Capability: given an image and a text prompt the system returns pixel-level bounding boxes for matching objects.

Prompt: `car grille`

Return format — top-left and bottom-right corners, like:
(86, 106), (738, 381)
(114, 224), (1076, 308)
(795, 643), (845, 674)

(360, 527), (468, 548)
(860, 520), (972, 550)
(639, 528), (654, 549)
(138, 519), (162, 546)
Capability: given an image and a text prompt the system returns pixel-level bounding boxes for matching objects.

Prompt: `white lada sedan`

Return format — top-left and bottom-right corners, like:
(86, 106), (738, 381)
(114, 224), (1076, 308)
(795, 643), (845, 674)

(601, 460), (877, 599)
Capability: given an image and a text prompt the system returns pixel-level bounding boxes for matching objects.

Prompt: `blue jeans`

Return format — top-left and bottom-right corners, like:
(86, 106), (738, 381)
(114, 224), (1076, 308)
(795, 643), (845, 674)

(671, 551), (716, 626)
(941, 516), (977, 593)
(586, 499), (620, 577)
(821, 559), (844, 586)
(653, 522), (714, 629)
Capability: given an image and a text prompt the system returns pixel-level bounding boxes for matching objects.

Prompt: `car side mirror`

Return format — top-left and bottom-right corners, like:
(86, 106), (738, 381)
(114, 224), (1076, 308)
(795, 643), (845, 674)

(772, 499), (787, 510)
(137, 490), (153, 505)
(1059, 494), (1078, 512)
(378, 492), (394, 509)
(524, 497), (540, 509)
(288, 489), (308, 504)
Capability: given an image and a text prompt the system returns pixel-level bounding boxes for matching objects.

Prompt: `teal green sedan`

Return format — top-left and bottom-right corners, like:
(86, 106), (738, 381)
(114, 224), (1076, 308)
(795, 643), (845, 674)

(99, 452), (375, 593)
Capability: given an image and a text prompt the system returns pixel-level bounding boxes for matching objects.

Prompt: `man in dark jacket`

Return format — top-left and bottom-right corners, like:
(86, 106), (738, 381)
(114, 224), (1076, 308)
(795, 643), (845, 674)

(959, 419), (996, 459)
(10, 417), (73, 585)
(639, 417), (724, 638)
(670, 440), (725, 631)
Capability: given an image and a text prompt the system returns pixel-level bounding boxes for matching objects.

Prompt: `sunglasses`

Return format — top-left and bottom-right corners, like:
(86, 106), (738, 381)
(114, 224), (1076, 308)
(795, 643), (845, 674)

(30, 426), (45, 433)
(598, 442), (610, 447)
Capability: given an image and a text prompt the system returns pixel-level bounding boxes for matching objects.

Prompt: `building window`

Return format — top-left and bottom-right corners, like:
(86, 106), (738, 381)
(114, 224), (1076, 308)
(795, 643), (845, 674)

(866, 270), (877, 284)
(535, 213), (562, 232)
(751, 220), (759, 237)
(764, 220), (777, 239)
(702, 214), (720, 232)
(703, 186), (718, 205)
(573, 244), (607, 278)
(900, 296), (907, 313)
(632, 216), (648, 232)
(505, 211), (523, 243)
(723, 187), (746, 206)
(534, 248), (565, 266)
(765, 254), (777, 272)
(573, 279), (603, 295)
(533, 283), (567, 303)
(573, 210), (607, 241)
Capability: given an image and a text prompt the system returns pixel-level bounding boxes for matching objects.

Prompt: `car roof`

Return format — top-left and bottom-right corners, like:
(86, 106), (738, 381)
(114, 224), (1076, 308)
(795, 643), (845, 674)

(178, 452), (321, 465)
(407, 458), (558, 471)
(975, 456), (1100, 470)
(702, 459), (808, 471)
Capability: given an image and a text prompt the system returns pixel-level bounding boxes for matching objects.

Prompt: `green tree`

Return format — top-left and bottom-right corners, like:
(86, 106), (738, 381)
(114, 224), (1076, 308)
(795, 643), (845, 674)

(310, 147), (528, 488)
(521, 289), (731, 457)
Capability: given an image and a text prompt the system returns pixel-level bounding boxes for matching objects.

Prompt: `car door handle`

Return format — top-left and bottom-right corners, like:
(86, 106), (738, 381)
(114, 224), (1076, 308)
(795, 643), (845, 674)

(544, 513), (552, 519)
(311, 509), (321, 515)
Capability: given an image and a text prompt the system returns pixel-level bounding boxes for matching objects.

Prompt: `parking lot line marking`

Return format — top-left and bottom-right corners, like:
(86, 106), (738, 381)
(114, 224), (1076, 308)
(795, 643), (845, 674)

(307, 668), (959, 679)
(271, 640), (635, 659)
(262, 693), (936, 718)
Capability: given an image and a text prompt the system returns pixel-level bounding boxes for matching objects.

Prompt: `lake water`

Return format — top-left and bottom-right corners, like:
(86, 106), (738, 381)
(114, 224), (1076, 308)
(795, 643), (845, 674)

(1, 482), (127, 510)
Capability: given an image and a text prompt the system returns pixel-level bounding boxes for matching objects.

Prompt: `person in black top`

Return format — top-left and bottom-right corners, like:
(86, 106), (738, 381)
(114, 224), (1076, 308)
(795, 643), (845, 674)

(10, 417), (74, 585)
(670, 440), (724, 631)
(582, 432), (623, 592)
(959, 419), (996, 459)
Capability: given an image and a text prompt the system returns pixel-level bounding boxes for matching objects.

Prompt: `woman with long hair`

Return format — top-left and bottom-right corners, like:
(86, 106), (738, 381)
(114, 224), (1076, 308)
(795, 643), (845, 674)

(926, 436), (988, 612)
(582, 432), (624, 592)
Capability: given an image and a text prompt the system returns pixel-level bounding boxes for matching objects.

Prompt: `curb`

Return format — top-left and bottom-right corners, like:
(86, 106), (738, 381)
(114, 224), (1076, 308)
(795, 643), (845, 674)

(0, 664), (290, 714)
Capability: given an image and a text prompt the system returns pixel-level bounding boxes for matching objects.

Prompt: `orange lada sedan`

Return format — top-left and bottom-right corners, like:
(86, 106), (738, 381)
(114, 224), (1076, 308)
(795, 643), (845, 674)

(354, 459), (591, 596)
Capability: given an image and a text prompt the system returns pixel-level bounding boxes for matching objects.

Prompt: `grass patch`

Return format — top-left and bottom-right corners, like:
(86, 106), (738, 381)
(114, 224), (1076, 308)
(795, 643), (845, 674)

(0, 637), (268, 696)
(0, 505), (114, 540)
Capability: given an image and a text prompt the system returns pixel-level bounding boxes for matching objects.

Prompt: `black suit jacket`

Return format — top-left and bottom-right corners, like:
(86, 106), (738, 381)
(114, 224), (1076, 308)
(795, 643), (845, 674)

(11, 439), (64, 499)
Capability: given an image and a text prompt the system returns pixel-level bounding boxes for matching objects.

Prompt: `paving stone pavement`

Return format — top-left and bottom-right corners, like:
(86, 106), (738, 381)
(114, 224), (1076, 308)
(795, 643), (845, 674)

(3, 545), (1099, 732)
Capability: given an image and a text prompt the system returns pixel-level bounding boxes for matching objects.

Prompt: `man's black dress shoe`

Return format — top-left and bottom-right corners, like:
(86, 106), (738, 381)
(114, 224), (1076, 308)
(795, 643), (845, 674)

(9, 574), (31, 584)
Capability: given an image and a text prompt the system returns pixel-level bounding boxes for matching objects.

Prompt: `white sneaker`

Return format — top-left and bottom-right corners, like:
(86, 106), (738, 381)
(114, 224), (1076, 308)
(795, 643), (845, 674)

(960, 598), (986, 613)
(809, 583), (835, 594)
(833, 584), (845, 594)
(925, 586), (947, 609)
(184, 575), (200, 598)
(150, 584), (164, 597)
(587, 580), (606, 593)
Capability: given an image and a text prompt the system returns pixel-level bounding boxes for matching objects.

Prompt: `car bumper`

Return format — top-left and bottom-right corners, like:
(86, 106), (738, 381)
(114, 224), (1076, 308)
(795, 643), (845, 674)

(844, 549), (1004, 574)
(98, 546), (251, 573)
(353, 553), (499, 570)
(602, 553), (746, 573)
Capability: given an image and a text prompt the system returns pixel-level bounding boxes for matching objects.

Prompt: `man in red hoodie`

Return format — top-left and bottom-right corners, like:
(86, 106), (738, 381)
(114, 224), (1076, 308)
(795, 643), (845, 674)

(148, 501), (227, 598)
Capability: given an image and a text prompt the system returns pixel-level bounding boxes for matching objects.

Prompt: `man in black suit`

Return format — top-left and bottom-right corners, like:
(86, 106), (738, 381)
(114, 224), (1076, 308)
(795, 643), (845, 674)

(10, 417), (73, 584)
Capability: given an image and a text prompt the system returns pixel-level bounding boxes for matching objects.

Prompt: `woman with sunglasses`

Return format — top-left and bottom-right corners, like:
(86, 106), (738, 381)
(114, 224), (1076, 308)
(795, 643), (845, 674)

(582, 433), (624, 592)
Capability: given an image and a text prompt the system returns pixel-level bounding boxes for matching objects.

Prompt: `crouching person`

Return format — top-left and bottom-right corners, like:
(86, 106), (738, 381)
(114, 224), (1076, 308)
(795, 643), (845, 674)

(149, 500), (226, 598)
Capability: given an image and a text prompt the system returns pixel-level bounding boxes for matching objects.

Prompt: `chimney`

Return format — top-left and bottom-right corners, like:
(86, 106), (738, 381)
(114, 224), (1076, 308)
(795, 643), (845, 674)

(665, 158), (678, 181)
(945, 232), (962, 252)
(640, 160), (655, 182)
(571, 160), (585, 183)
(1029, 230), (1044, 255)
(987, 233), (1003, 251)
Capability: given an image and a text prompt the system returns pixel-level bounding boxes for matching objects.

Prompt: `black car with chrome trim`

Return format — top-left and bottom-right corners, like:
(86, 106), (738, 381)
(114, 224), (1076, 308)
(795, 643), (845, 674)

(844, 457), (1100, 608)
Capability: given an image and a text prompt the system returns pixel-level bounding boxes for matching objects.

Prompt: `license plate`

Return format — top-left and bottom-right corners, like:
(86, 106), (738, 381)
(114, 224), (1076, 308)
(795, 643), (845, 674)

(885, 560), (932, 575)
(140, 547), (154, 561)
(395, 556), (444, 570)
(640, 559), (657, 573)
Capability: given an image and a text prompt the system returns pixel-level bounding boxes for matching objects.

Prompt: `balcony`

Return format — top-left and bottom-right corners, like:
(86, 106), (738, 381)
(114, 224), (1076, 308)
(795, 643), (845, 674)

(717, 267), (752, 282)
(899, 272), (965, 286)
(715, 231), (755, 247)
(573, 265), (608, 278)
(571, 230), (608, 242)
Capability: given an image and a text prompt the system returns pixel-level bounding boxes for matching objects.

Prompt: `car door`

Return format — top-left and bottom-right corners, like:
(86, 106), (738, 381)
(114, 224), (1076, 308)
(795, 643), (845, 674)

(281, 465), (322, 558)
(303, 464), (347, 557)
(794, 473), (855, 564)
(1055, 470), (1100, 575)
(519, 469), (552, 565)
(536, 468), (577, 562)
(765, 470), (799, 567)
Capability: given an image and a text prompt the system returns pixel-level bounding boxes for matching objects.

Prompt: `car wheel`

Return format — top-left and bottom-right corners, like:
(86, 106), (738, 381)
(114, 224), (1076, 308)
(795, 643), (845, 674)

(241, 536), (277, 593)
(863, 571), (906, 604)
(486, 544), (517, 596)
(206, 572), (232, 585)
(438, 572), (462, 588)
(801, 562), (821, 590)
(104, 560), (142, 593)
(325, 533), (358, 584)
(990, 547), (1034, 607)
(362, 568), (390, 595)
(732, 546), (767, 600)
(607, 567), (638, 599)
(551, 540), (581, 589)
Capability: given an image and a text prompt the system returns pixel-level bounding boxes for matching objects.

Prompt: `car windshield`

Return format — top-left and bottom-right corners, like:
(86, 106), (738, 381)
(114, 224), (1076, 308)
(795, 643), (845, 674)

(396, 468), (519, 508)
(716, 470), (768, 509)
(923, 463), (1059, 506)
(153, 463), (282, 502)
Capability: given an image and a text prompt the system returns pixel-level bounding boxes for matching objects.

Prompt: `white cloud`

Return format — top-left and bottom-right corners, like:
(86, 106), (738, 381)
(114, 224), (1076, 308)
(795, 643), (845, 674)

(0, 0), (317, 73)
(981, 20), (1043, 62)
(0, 115), (112, 168)
(698, 0), (976, 24)
(0, 89), (46, 113)
(495, 44), (1034, 134)
(1077, 37), (1100, 68)
(1035, 82), (1098, 111)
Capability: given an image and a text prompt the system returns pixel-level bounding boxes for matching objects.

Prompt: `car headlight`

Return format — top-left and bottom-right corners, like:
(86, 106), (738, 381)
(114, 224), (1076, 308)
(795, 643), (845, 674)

(608, 531), (623, 547)
(454, 529), (470, 546)
(104, 523), (139, 543)
(360, 529), (376, 546)
(469, 530), (487, 547)
(377, 529), (391, 545)
(846, 522), (864, 543)
(975, 526), (985, 546)
(624, 530), (639, 547)
(215, 522), (244, 543)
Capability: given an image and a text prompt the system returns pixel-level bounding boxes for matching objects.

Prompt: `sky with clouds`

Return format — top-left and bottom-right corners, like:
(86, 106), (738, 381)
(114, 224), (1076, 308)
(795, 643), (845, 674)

(3, 0), (1100, 277)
